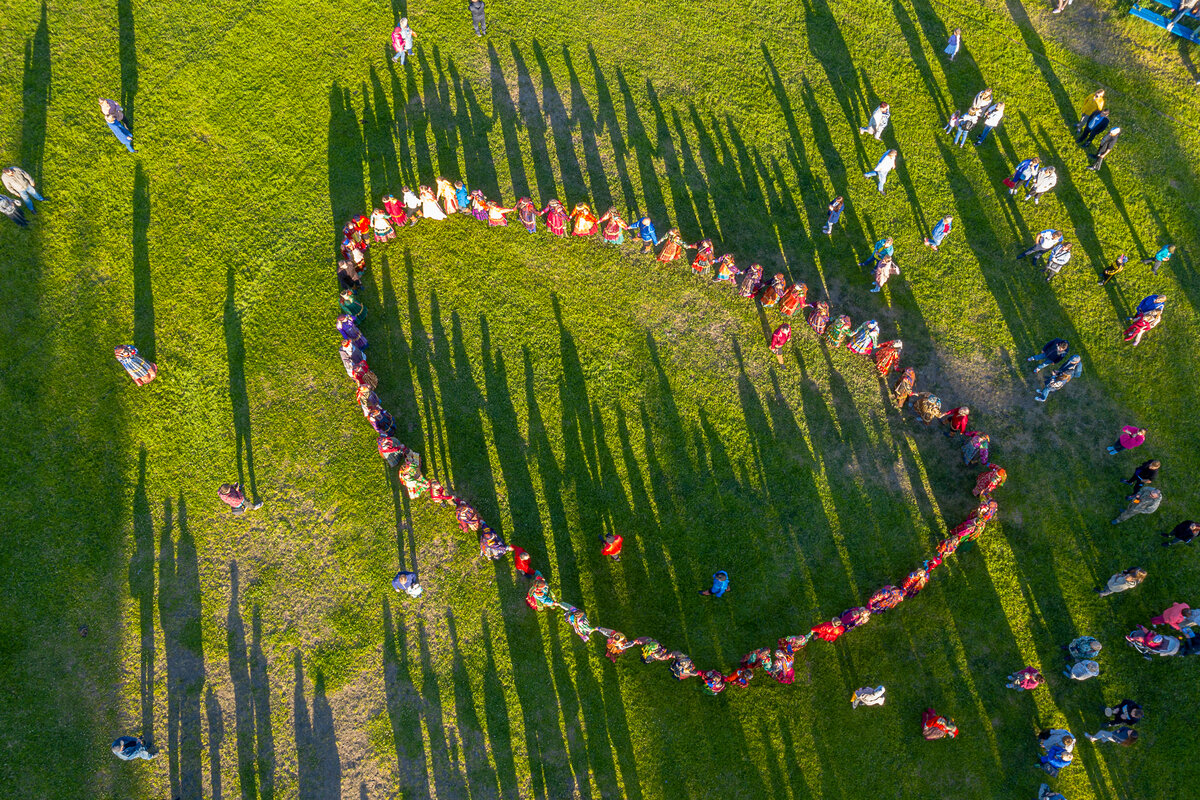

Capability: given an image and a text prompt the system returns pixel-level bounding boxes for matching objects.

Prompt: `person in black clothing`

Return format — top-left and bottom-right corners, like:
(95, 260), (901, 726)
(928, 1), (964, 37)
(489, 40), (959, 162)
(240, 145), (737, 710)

(1122, 459), (1159, 491)
(469, 0), (486, 35)
(1077, 109), (1110, 146)
(1163, 520), (1199, 546)
(1089, 127), (1120, 172)
(1027, 339), (1069, 373)
(1103, 700), (1142, 726)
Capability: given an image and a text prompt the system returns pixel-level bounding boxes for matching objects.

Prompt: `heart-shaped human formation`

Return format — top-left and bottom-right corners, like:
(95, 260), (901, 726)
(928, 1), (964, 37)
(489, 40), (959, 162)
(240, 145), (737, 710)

(334, 189), (1006, 695)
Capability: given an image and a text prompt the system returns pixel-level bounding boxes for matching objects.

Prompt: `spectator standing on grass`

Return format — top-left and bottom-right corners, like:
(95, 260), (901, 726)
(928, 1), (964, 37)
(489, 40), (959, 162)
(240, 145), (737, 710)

(953, 106), (981, 147)
(1039, 241), (1073, 282)
(822, 196), (844, 235)
(1112, 485), (1162, 524)
(1141, 244), (1175, 276)
(1037, 785), (1067, 800)
(112, 736), (156, 761)
(871, 256), (899, 292)
(1162, 520), (1199, 546)
(1096, 567), (1146, 596)
(1098, 253), (1128, 285)
(391, 18), (414, 65)
(1077, 109), (1111, 147)
(1006, 155), (1041, 195)
(600, 532), (623, 562)
(1107, 426), (1146, 455)
(1089, 127), (1120, 171)
(1027, 338), (1068, 373)
(976, 102), (1005, 145)
(1122, 458), (1159, 490)
(1075, 89), (1105, 132)
(1, 166), (46, 213)
(863, 149), (897, 194)
(858, 102), (891, 140)
(469, 0), (487, 36)
(923, 215), (953, 251)
(1024, 166), (1058, 204)
(1035, 354), (1081, 402)
(859, 236), (894, 268)
(0, 193), (25, 227)
(944, 29), (962, 61)
(99, 98), (135, 154)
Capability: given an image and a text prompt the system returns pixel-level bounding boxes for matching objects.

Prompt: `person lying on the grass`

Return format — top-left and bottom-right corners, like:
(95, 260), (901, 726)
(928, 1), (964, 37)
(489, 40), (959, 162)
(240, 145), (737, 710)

(114, 345), (157, 386)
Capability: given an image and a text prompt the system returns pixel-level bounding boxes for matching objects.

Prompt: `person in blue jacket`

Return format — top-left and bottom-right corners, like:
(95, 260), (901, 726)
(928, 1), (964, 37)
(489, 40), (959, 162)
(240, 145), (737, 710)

(700, 570), (730, 597)
(632, 215), (660, 254)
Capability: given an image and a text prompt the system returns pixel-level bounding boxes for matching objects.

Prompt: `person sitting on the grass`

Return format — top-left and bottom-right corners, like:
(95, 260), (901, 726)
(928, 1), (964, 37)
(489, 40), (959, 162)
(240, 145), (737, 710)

(700, 570), (730, 597)
(468, 189), (488, 222)
(516, 197), (538, 232)
(657, 229), (690, 263)
(826, 314), (852, 347)
(893, 368), (916, 408)
(851, 685), (886, 707)
(780, 282), (808, 316)
(739, 264), (764, 298)
(922, 708), (958, 739)
(714, 253), (739, 283)
(808, 300), (831, 335)
(911, 392), (942, 424)
(392, 570), (424, 597)
(563, 606), (598, 642)
(874, 340), (902, 374)
(599, 207), (628, 244)
(1006, 666), (1044, 691)
(114, 345), (158, 386)
(759, 273), (787, 307)
(541, 199), (568, 235)
(691, 239), (715, 277)
(570, 202), (599, 236)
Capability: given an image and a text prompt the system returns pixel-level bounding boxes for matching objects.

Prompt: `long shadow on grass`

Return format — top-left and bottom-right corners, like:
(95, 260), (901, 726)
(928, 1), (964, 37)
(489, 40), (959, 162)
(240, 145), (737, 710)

(159, 494), (205, 800)
(117, 0), (137, 128)
(446, 611), (503, 798)
(586, 46), (638, 215)
(328, 83), (366, 240)
(227, 562), (266, 800)
(293, 653), (342, 800)
(19, 1), (50, 179)
(380, 597), (432, 799)
(489, 43), (531, 201)
(365, 66), (403, 203)
(511, 43), (559, 204)
(132, 164), (155, 362)
(532, 41), (588, 207)
(224, 267), (259, 505)
(129, 449), (156, 746)
(565, 46), (614, 214)
(205, 687), (225, 800)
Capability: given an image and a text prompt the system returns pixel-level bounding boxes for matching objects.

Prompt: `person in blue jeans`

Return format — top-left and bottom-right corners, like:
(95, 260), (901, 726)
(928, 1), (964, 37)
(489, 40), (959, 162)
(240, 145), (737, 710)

(700, 570), (730, 597)
(1027, 338), (1069, 373)
(1, 167), (46, 213)
(100, 98), (135, 154)
(112, 736), (156, 761)
(632, 215), (660, 254)
(976, 102), (1004, 145)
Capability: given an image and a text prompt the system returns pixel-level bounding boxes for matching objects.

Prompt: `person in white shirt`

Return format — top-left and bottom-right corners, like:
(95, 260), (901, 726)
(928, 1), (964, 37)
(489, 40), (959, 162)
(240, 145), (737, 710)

(1024, 167), (1058, 205)
(975, 102), (1005, 145)
(858, 102), (890, 141)
(850, 685), (886, 708)
(1016, 229), (1062, 261)
(863, 149), (897, 194)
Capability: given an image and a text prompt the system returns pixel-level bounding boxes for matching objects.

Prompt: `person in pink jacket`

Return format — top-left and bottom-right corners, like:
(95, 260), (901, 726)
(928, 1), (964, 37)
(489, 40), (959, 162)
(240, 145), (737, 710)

(1107, 426), (1146, 455)
(391, 18), (413, 65)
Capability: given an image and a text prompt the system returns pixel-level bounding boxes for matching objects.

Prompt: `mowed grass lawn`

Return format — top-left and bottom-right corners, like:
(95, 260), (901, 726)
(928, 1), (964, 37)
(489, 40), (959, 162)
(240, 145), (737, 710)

(1, 0), (1199, 798)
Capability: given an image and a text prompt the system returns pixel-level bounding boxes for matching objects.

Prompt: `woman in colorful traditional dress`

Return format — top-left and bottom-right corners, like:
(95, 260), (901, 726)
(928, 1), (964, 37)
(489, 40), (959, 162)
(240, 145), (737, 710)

(901, 558), (940, 597)
(509, 545), (534, 576)
(911, 392), (942, 423)
(811, 618), (846, 642)
(847, 320), (879, 355)
(759, 273), (787, 307)
(699, 670), (726, 695)
(486, 201), (514, 226)
(724, 667), (754, 688)
(428, 480), (455, 506)
(871, 256), (900, 292)
(340, 236), (367, 272)
(598, 208), (628, 244)
(345, 214), (370, 243)
(808, 301), (831, 335)
(398, 459), (430, 500)
(825, 314), (852, 346)
(962, 431), (990, 465)
(339, 288), (364, 318)
(922, 709), (958, 739)
(867, 585), (905, 613)
(941, 405), (969, 437)
(657, 229), (688, 263)
(669, 653), (700, 680)
(570, 202), (599, 236)
(355, 384), (379, 418)
(114, 345), (157, 386)
(690, 239), (715, 277)
(738, 264), (764, 297)
(840, 606), (871, 630)
(480, 527), (511, 560)
(874, 340), (902, 375)
(971, 498), (999, 527)
(742, 648), (773, 671)
(435, 177), (459, 214)
(974, 464), (1007, 497)
(769, 323), (792, 357)
(383, 194), (407, 228)
(468, 190), (488, 222)
(714, 254), (739, 283)
(419, 186), (448, 220)
(763, 649), (795, 684)
(369, 406), (395, 436)
(515, 197), (538, 232)
(779, 282), (808, 316)
(402, 188), (421, 223)
(525, 571), (558, 611)
(541, 199), (568, 235)
(778, 633), (812, 654)
(935, 531), (965, 559)
(893, 367), (916, 408)
(370, 208), (396, 243)
(633, 637), (673, 664)
(455, 501), (481, 533)
(562, 606), (598, 642)
(1123, 308), (1162, 347)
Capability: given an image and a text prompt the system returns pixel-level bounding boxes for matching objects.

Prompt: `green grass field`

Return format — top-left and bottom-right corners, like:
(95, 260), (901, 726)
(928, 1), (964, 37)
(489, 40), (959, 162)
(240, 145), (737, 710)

(2, 0), (1199, 798)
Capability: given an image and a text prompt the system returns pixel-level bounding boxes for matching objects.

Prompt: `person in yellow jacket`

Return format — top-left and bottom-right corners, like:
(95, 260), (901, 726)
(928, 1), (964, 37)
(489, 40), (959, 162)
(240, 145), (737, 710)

(1076, 89), (1105, 134)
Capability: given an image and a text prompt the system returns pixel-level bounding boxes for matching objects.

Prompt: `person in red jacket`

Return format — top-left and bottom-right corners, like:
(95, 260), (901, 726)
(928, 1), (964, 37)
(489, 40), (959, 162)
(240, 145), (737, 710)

(601, 532), (624, 562)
